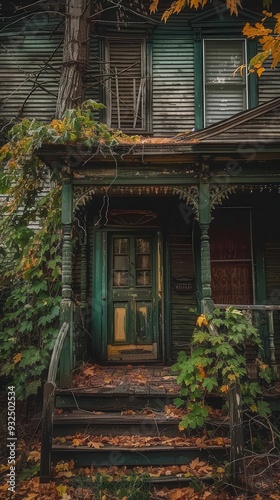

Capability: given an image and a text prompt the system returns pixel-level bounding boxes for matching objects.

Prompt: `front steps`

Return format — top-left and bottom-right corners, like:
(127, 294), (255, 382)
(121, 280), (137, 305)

(38, 365), (231, 488)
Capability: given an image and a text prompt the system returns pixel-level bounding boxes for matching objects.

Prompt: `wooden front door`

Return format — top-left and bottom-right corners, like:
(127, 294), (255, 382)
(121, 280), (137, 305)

(93, 230), (162, 362)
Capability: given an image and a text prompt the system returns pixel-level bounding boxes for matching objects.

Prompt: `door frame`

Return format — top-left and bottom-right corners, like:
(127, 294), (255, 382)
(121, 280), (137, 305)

(92, 227), (167, 363)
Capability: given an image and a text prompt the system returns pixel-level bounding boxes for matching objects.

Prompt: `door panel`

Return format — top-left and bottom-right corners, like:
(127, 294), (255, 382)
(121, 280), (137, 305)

(108, 233), (159, 361)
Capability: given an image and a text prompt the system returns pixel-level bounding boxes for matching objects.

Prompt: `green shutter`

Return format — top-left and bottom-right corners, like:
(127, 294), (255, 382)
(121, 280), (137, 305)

(152, 20), (195, 136)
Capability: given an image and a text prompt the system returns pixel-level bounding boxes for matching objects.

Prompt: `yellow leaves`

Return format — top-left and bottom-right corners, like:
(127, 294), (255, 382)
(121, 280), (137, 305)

(250, 404), (258, 412)
(13, 352), (22, 364)
(51, 119), (64, 134)
(220, 384), (229, 394)
(196, 314), (208, 328)
(0, 464), (10, 473)
(243, 22), (272, 38)
(257, 66), (265, 77)
(56, 484), (67, 497)
(256, 358), (269, 371)
(227, 373), (236, 381)
(157, 0), (243, 22)
(149, 0), (159, 12)
(87, 441), (104, 449)
(226, 0), (242, 16)
(196, 363), (206, 379)
(72, 438), (85, 447)
(27, 450), (41, 462)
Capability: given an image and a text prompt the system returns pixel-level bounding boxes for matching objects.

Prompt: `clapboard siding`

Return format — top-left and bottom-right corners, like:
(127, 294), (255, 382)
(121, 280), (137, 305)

(169, 235), (196, 362)
(0, 19), (62, 122)
(152, 19), (195, 137)
(265, 242), (280, 364)
(258, 49), (280, 104)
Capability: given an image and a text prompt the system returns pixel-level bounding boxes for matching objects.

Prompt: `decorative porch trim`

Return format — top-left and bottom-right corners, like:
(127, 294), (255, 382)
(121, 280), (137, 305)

(73, 184), (200, 214)
(210, 184), (237, 209)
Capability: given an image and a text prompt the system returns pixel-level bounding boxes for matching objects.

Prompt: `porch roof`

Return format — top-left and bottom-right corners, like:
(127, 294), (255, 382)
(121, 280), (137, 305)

(180, 96), (280, 145)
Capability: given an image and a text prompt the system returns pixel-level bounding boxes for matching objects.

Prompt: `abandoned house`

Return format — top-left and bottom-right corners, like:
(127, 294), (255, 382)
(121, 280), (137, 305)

(1, 0), (280, 481)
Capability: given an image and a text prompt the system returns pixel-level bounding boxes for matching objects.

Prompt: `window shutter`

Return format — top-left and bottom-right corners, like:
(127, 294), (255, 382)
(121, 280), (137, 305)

(204, 40), (246, 126)
(106, 38), (147, 131)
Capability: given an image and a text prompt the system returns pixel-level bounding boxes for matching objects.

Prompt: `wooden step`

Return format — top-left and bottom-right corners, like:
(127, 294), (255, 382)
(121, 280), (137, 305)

(55, 389), (179, 412)
(52, 443), (229, 467)
(52, 410), (183, 437)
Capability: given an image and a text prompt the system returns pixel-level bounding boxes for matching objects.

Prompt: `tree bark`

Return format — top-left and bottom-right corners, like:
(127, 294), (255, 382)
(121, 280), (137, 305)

(56, 0), (91, 118)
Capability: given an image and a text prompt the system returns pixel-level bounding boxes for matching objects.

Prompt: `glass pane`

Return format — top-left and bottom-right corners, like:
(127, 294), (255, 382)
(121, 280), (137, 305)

(204, 40), (246, 126)
(113, 238), (128, 254)
(136, 270), (151, 286)
(136, 238), (151, 254)
(113, 271), (129, 287)
(204, 40), (245, 85)
(205, 87), (245, 126)
(114, 255), (129, 270)
(136, 255), (150, 269)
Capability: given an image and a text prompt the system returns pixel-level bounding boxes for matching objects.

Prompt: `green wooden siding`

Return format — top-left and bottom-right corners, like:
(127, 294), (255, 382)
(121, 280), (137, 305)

(152, 19), (195, 136)
(258, 45), (280, 104)
(170, 235), (196, 362)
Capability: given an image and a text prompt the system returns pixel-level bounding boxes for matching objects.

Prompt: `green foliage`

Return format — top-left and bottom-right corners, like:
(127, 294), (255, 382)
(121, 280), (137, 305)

(0, 100), (130, 400)
(172, 307), (273, 430)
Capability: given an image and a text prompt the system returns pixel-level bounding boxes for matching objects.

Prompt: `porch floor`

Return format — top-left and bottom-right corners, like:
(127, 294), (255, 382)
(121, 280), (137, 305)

(71, 364), (181, 397)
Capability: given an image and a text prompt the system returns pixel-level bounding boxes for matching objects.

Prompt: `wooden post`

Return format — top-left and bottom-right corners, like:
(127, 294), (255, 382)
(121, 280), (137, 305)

(40, 382), (55, 482)
(60, 180), (73, 388)
(199, 168), (213, 314)
(267, 310), (277, 371)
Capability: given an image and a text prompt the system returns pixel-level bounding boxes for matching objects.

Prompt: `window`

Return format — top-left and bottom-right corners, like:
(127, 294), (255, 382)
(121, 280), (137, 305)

(203, 39), (247, 126)
(105, 37), (149, 132)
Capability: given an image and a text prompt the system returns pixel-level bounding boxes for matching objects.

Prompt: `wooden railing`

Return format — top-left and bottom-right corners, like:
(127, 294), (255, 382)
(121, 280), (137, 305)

(40, 322), (69, 483)
(214, 304), (280, 370)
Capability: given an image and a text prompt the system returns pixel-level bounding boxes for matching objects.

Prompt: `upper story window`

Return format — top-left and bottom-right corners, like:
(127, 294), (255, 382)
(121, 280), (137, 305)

(104, 36), (150, 132)
(203, 39), (247, 126)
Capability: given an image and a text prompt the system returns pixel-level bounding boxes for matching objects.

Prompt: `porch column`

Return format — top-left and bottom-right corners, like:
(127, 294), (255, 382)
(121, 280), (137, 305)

(199, 170), (213, 314)
(60, 179), (73, 388)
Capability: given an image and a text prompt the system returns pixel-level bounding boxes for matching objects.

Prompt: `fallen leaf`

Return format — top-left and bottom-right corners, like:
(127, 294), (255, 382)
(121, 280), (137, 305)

(56, 484), (68, 497)
(88, 441), (104, 449)
(27, 451), (41, 462)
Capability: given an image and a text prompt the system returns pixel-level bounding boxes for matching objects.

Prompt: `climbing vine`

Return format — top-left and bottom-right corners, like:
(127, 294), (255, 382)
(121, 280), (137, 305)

(0, 100), (133, 399)
(172, 307), (273, 430)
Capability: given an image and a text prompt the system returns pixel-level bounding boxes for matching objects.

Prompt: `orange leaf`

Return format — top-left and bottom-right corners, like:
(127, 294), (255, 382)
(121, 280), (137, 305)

(220, 385), (229, 394)
(13, 352), (22, 364)
(88, 441), (104, 449)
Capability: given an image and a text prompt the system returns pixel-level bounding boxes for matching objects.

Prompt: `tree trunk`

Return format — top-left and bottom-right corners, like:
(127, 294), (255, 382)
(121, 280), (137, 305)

(56, 0), (91, 118)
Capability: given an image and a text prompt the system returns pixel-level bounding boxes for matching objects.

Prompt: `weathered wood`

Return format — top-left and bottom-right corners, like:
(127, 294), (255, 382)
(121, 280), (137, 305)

(267, 310), (277, 371)
(40, 322), (69, 482)
(60, 181), (73, 387)
(40, 382), (56, 483)
(48, 322), (69, 383)
(52, 444), (229, 467)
